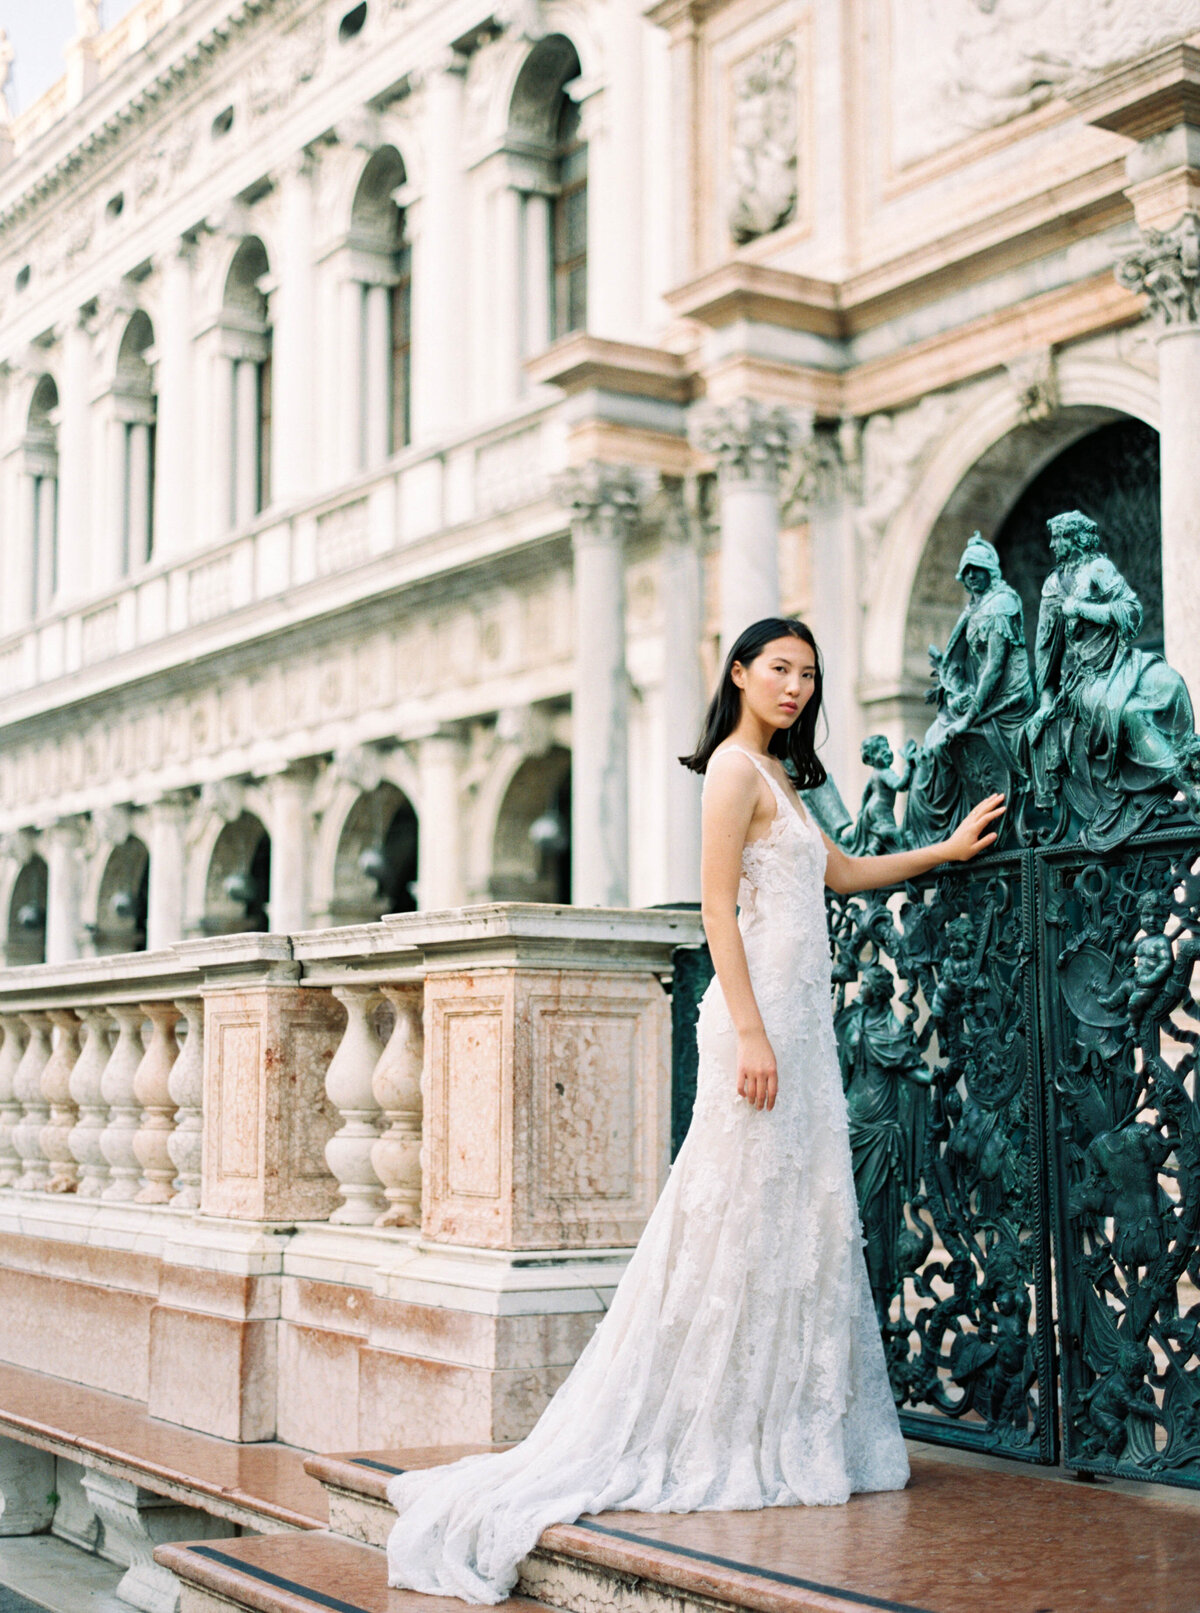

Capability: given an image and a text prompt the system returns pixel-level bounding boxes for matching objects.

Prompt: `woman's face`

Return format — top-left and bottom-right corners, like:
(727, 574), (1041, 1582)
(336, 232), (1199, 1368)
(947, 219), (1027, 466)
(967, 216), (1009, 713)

(731, 635), (817, 732)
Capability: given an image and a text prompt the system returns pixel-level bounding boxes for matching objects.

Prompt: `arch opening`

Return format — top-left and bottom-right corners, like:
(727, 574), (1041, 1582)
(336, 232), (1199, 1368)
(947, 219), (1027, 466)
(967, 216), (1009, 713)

(203, 814), (271, 935)
(490, 747), (571, 904)
(331, 785), (418, 924)
(7, 857), (47, 966)
(91, 837), (149, 955)
(901, 408), (1157, 701)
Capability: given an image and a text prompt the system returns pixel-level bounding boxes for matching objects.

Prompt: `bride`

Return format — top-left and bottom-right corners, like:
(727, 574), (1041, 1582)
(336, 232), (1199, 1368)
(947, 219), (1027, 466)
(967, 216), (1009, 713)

(387, 616), (1004, 1604)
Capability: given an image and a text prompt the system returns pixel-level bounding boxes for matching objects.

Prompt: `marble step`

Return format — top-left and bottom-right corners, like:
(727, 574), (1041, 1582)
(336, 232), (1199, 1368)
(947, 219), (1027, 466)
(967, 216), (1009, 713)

(0, 1358), (327, 1532)
(154, 1529), (552, 1613)
(303, 1441), (1200, 1613)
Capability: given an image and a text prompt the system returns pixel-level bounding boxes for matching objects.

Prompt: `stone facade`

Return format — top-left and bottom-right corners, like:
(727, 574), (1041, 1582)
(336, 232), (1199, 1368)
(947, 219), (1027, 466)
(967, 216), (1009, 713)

(0, 0), (1193, 955)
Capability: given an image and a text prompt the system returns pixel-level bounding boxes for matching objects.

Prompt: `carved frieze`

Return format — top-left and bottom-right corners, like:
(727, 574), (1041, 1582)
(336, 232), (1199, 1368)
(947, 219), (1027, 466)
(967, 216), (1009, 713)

(890, 0), (1200, 169)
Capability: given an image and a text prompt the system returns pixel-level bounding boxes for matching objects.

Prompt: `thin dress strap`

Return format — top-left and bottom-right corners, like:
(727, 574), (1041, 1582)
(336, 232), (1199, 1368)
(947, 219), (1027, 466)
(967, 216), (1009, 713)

(711, 744), (810, 828)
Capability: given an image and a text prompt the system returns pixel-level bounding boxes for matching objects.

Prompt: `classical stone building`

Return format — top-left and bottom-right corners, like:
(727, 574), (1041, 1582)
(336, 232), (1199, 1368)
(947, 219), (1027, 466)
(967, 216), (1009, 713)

(0, 0), (1194, 959)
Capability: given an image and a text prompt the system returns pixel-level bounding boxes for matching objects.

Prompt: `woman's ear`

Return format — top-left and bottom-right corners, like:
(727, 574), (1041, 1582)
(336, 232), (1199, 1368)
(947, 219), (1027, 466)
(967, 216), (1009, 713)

(730, 660), (745, 690)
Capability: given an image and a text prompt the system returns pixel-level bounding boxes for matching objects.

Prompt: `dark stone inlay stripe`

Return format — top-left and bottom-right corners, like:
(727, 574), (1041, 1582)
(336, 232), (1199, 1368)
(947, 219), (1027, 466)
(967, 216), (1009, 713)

(571, 1520), (938, 1613)
(187, 1545), (371, 1613)
(351, 1457), (406, 1475)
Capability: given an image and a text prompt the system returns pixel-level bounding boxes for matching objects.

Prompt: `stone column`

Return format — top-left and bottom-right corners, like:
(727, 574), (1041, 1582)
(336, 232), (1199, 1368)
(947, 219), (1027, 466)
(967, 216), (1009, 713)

(233, 356), (259, 527)
(363, 280), (392, 466)
(692, 399), (799, 659)
(264, 766), (313, 934)
(212, 350), (236, 534)
(154, 238), (195, 558)
(125, 418), (152, 568)
(558, 463), (641, 907)
(660, 479), (705, 904)
(412, 53), (466, 441)
(145, 792), (189, 950)
(338, 277), (364, 474)
(273, 152), (316, 505)
(1117, 213), (1200, 699)
(58, 311), (92, 602)
(416, 731), (463, 911)
(43, 818), (83, 964)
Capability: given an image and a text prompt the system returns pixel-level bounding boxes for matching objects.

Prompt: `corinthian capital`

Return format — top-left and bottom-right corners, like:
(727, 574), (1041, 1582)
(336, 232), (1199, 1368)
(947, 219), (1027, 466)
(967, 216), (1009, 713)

(554, 462), (647, 542)
(690, 399), (800, 485)
(1117, 213), (1200, 329)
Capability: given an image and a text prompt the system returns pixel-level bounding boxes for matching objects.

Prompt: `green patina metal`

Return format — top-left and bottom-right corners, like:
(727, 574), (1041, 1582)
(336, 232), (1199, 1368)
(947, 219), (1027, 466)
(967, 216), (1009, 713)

(670, 509), (1200, 1485)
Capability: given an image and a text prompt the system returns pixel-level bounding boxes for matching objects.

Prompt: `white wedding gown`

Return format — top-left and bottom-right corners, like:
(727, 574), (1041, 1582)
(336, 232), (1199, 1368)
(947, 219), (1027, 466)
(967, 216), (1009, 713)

(386, 744), (909, 1603)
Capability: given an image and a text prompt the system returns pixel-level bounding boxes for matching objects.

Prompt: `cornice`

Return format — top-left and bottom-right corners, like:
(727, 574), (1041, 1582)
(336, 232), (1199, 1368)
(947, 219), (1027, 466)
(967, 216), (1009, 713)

(525, 333), (695, 403)
(1067, 41), (1200, 142)
(0, 0), (292, 238)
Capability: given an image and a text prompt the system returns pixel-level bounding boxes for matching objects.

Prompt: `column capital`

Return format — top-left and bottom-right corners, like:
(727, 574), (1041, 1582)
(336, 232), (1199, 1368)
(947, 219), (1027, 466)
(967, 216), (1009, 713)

(554, 461), (648, 542)
(1117, 212), (1200, 329)
(690, 398), (803, 486)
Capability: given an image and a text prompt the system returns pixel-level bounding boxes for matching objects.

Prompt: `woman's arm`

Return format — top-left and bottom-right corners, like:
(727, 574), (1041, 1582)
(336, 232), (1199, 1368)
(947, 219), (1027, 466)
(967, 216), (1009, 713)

(822, 793), (1006, 895)
(700, 754), (778, 1111)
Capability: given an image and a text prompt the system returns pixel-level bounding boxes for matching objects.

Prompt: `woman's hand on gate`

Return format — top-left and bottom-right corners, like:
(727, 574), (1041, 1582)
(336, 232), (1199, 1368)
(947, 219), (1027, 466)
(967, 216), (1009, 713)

(946, 794), (1006, 862)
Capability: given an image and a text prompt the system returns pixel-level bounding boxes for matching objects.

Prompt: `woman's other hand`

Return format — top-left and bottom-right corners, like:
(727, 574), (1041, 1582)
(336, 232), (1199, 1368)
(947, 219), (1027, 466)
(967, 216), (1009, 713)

(737, 1028), (778, 1111)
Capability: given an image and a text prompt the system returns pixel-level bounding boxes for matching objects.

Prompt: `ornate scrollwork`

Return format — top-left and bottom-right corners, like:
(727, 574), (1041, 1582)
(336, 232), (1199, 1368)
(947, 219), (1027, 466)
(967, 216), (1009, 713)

(827, 856), (1047, 1458)
(1044, 837), (1200, 1482)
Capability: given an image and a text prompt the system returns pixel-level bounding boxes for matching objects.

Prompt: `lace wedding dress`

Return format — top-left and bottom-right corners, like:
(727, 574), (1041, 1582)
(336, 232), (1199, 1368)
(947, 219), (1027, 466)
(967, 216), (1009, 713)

(386, 744), (909, 1603)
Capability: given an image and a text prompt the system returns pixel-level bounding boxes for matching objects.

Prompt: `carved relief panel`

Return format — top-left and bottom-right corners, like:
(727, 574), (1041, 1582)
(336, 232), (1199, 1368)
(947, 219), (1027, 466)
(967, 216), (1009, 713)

(696, 1), (813, 264)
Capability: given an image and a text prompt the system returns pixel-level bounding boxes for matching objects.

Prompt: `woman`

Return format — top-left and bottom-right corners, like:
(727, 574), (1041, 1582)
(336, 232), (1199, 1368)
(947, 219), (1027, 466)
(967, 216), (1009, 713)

(387, 616), (1004, 1604)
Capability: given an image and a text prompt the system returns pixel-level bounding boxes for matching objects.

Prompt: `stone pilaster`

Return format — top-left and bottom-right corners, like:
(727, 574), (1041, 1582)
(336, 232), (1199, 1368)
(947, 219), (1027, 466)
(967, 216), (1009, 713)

(1117, 213), (1200, 701)
(557, 462), (642, 908)
(691, 398), (799, 657)
(415, 729), (464, 911)
(145, 792), (190, 951)
(272, 152), (316, 504)
(153, 238), (195, 559)
(659, 478), (704, 904)
(263, 765), (315, 934)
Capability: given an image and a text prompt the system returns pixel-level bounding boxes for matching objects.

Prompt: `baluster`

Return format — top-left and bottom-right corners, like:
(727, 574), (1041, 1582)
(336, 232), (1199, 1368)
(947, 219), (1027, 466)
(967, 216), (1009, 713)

(372, 985), (424, 1227)
(324, 986), (385, 1224)
(100, 1006), (147, 1202)
(41, 1010), (82, 1193)
(69, 1009), (115, 1200)
(167, 999), (203, 1210)
(0, 1015), (28, 1188)
(132, 1003), (180, 1204)
(12, 1014), (53, 1190)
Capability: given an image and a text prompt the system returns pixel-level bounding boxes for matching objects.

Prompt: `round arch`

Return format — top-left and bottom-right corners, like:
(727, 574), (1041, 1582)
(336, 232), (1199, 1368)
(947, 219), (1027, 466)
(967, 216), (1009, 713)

(7, 856), (47, 966)
(201, 812), (271, 935)
(91, 837), (149, 956)
(325, 784), (419, 924)
(490, 745), (571, 903)
(862, 355), (1161, 708)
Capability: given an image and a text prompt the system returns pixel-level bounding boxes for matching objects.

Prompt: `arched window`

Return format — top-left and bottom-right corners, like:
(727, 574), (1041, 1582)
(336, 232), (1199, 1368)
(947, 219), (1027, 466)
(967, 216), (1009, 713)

(25, 376), (59, 618)
(349, 146), (409, 464)
(221, 238), (272, 528)
(507, 36), (585, 357)
(115, 312), (156, 571)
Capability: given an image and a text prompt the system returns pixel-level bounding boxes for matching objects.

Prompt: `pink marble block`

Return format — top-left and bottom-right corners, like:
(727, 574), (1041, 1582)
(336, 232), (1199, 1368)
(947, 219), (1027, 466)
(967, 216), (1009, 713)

(201, 987), (344, 1222)
(423, 969), (670, 1249)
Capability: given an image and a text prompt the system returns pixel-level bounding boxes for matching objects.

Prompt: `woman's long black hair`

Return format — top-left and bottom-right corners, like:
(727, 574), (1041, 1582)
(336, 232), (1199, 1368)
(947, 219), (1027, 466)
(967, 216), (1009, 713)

(679, 617), (827, 788)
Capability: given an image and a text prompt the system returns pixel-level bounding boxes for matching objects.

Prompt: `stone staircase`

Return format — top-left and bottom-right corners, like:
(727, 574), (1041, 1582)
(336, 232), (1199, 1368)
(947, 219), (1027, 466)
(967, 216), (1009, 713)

(153, 1439), (1200, 1613)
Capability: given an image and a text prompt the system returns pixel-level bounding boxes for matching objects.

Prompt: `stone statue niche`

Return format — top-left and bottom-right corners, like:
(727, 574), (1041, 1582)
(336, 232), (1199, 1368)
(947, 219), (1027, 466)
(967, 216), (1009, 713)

(902, 534), (1035, 849)
(1022, 511), (1200, 852)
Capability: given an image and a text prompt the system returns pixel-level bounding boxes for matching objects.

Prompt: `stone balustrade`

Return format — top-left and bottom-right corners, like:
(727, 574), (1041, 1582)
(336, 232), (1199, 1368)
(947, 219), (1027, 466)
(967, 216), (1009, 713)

(0, 904), (701, 1239)
(0, 903), (702, 1449)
